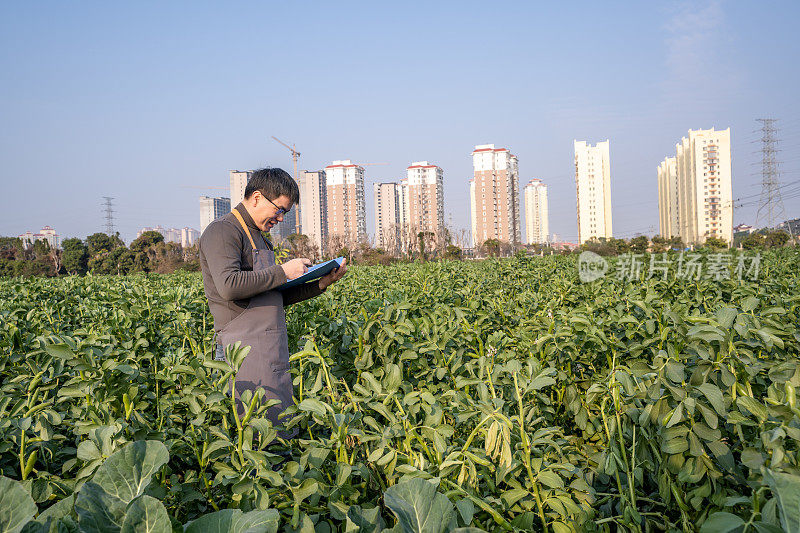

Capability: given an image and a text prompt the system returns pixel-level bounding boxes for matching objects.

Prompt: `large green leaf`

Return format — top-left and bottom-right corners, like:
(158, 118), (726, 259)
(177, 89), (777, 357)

(696, 383), (727, 415)
(0, 476), (37, 533)
(91, 441), (169, 504)
(383, 478), (455, 533)
(765, 470), (800, 532)
(74, 482), (127, 533)
(21, 494), (77, 533)
(183, 509), (279, 533)
(699, 512), (745, 533)
(43, 343), (75, 360)
(345, 505), (385, 533)
(120, 496), (170, 533)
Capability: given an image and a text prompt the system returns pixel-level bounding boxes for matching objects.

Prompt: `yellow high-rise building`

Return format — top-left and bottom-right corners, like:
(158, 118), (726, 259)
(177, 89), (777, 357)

(658, 128), (732, 245)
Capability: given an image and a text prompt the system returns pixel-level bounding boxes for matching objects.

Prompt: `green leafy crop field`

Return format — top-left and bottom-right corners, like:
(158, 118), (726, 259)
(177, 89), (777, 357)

(1, 251), (799, 532)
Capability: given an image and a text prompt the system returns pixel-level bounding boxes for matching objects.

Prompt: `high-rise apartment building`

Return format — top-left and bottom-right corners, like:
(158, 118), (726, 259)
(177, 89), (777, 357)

(269, 209), (297, 242)
(200, 196), (231, 234)
(181, 228), (200, 248)
(524, 179), (549, 244)
(406, 162), (445, 240)
(574, 140), (613, 243)
(229, 170), (251, 208)
(660, 128), (732, 245)
(325, 160), (366, 244)
(470, 145), (521, 247)
(397, 179), (410, 230)
(657, 156), (680, 239)
(299, 170), (328, 255)
(374, 182), (401, 250)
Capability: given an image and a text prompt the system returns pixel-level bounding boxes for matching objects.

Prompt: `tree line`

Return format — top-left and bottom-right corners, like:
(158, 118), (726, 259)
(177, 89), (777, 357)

(0, 231), (199, 277)
(1, 228), (793, 277)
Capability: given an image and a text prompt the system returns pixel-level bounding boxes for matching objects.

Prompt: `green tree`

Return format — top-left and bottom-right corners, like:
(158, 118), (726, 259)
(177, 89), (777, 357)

(443, 244), (463, 261)
(481, 239), (501, 258)
(703, 236), (728, 250)
(286, 233), (317, 261)
(87, 232), (124, 256)
(21, 259), (56, 277)
(651, 235), (668, 253)
(417, 231), (436, 261)
(608, 238), (630, 255)
(581, 238), (616, 257)
(668, 235), (685, 250)
(741, 233), (765, 250)
(61, 238), (89, 275)
(129, 231), (166, 272)
(629, 236), (649, 254)
(130, 231), (164, 252)
(31, 239), (51, 260)
(0, 237), (24, 259)
(89, 247), (134, 275)
(150, 242), (185, 274)
(765, 231), (789, 248)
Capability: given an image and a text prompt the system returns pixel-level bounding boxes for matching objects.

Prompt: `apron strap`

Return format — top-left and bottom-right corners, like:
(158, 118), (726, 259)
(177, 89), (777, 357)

(231, 208), (258, 251)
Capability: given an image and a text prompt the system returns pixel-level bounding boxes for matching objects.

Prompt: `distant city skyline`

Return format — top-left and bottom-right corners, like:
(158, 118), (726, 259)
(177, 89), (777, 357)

(1, 2), (799, 244)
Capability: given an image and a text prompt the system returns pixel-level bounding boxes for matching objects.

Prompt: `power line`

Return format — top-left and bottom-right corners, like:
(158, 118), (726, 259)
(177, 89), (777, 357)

(102, 197), (115, 236)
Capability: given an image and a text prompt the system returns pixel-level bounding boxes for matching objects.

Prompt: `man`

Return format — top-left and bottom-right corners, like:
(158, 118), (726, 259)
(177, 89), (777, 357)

(199, 167), (346, 425)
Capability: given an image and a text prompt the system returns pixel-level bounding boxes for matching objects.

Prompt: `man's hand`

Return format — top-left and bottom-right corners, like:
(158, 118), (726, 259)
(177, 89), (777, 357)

(319, 258), (347, 290)
(282, 258), (312, 280)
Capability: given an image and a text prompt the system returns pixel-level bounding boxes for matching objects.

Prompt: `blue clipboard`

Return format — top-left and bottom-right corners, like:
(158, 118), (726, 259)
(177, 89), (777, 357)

(276, 257), (344, 291)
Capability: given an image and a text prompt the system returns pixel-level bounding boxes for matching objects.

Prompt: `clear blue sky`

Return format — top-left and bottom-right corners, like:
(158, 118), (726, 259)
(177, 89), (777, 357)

(2, 1), (799, 244)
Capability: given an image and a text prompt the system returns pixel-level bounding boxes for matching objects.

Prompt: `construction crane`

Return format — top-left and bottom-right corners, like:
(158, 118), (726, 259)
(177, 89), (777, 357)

(271, 136), (301, 234)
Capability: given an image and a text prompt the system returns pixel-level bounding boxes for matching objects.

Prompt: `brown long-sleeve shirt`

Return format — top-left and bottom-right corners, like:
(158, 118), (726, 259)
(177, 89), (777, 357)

(199, 203), (324, 332)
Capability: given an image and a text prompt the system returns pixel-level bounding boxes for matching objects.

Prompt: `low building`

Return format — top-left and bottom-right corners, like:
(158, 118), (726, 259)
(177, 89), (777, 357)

(777, 218), (799, 237)
(19, 226), (60, 249)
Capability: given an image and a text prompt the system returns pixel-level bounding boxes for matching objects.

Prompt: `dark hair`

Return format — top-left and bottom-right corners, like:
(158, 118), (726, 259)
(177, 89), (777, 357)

(244, 167), (299, 204)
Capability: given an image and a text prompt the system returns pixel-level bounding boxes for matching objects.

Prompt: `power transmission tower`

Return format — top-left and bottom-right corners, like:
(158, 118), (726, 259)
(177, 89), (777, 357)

(755, 118), (789, 234)
(102, 197), (115, 235)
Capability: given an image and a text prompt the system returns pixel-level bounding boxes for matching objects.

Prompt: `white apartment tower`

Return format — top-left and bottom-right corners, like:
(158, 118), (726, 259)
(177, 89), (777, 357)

(667, 128), (732, 245)
(229, 170), (252, 208)
(199, 196), (231, 234)
(299, 170), (328, 255)
(470, 145), (521, 247)
(657, 157), (680, 239)
(374, 182), (401, 250)
(524, 179), (549, 244)
(325, 160), (367, 244)
(181, 228), (200, 248)
(574, 140), (613, 243)
(406, 162), (445, 241)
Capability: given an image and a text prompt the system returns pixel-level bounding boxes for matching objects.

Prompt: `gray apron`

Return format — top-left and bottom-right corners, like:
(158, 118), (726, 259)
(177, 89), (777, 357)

(216, 209), (293, 425)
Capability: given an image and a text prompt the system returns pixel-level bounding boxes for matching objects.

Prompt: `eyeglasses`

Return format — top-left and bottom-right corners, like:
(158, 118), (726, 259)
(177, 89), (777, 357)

(263, 195), (291, 217)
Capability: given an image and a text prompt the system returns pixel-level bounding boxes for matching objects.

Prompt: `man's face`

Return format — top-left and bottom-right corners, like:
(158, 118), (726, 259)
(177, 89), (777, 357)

(252, 192), (293, 231)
